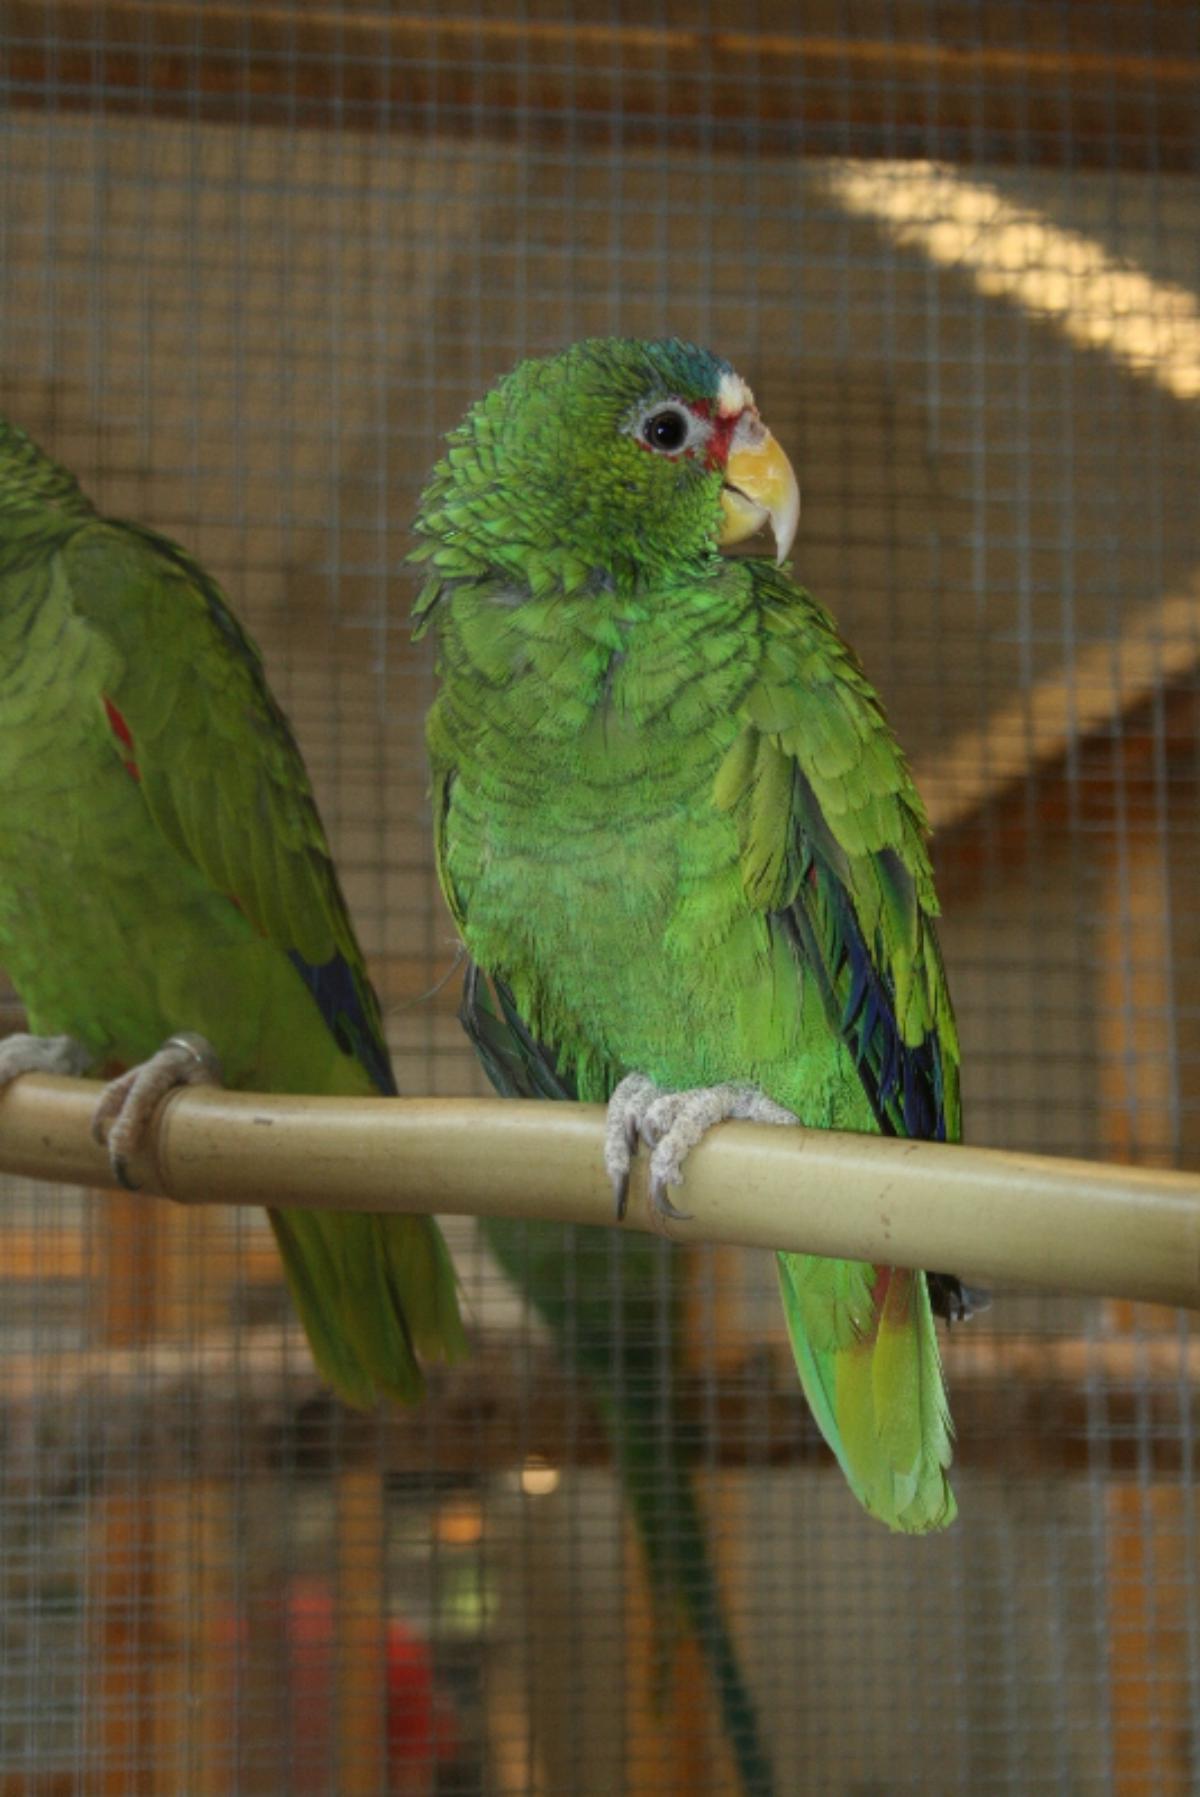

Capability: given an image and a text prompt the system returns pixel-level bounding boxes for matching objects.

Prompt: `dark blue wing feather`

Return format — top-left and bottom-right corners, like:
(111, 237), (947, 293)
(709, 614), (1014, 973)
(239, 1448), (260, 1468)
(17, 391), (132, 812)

(780, 854), (972, 1319)
(785, 852), (950, 1146)
(458, 962), (578, 1100)
(286, 948), (397, 1097)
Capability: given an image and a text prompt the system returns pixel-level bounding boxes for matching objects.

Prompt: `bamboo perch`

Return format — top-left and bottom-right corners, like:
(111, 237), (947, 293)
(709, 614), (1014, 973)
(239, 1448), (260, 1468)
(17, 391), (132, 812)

(0, 1074), (1198, 1308)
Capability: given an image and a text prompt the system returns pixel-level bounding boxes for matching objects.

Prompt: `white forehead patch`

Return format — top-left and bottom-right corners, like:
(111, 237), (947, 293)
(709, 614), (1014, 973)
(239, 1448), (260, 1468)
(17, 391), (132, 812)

(717, 371), (754, 418)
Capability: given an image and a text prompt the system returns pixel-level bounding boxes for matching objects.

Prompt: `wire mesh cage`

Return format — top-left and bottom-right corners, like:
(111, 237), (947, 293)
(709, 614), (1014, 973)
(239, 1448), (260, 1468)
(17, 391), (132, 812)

(0, 4), (1198, 1793)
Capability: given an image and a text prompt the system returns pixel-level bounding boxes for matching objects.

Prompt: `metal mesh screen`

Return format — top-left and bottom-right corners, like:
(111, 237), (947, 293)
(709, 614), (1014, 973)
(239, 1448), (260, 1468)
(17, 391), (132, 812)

(1, 5), (1198, 1792)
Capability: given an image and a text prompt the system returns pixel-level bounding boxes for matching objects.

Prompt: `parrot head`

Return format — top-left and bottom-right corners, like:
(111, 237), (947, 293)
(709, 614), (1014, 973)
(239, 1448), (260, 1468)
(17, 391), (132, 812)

(412, 338), (799, 597)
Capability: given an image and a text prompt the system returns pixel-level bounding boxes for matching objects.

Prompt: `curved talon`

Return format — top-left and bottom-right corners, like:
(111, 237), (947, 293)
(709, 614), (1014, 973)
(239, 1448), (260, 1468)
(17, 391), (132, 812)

(111, 1152), (138, 1193)
(612, 1169), (631, 1223)
(649, 1179), (692, 1224)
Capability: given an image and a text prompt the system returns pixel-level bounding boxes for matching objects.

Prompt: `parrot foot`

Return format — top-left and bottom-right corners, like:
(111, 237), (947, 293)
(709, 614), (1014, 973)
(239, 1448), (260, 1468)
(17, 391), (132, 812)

(0, 1033), (92, 1088)
(606, 1073), (797, 1225)
(92, 1032), (223, 1190)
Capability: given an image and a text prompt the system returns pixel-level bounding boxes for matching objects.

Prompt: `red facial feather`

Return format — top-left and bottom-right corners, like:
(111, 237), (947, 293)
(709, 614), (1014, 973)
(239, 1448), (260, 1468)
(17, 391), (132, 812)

(690, 398), (743, 471)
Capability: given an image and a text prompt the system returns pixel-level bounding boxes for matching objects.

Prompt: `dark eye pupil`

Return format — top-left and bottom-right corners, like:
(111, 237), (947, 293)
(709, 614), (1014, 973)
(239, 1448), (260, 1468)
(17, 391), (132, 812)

(645, 409), (688, 452)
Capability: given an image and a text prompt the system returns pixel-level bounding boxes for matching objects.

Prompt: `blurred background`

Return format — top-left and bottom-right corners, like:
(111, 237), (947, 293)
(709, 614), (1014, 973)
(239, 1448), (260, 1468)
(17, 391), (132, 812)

(1, 3), (1198, 1792)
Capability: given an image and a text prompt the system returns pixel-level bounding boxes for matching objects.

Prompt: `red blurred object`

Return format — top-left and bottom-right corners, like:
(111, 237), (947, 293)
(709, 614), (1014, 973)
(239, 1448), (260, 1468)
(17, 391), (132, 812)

(221, 1577), (459, 1794)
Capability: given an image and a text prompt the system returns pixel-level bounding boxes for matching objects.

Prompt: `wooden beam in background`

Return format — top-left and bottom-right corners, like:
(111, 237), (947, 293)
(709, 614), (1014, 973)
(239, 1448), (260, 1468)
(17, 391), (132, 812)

(920, 588), (1200, 836)
(2, 1329), (1195, 1484)
(1107, 1485), (1200, 1797)
(335, 1464), (387, 1797)
(1094, 810), (1195, 1793)
(4, 2), (1198, 173)
(935, 681), (1198, 909)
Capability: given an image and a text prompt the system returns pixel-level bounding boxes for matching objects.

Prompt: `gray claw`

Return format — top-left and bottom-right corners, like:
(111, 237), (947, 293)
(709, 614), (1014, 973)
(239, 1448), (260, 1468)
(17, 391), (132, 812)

(650, 1179), (692, 1223)
(612, 1169), (630, 1223)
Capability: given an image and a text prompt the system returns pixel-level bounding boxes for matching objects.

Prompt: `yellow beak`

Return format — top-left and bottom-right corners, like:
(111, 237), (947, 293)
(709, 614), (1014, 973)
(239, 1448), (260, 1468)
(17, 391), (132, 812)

(718, 417), (800, 565)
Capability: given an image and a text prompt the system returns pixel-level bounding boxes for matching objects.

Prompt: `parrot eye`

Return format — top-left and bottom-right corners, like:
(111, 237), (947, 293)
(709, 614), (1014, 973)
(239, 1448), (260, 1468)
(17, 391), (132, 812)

(641, 406), (693, 455)
(625, 397), (711, 461)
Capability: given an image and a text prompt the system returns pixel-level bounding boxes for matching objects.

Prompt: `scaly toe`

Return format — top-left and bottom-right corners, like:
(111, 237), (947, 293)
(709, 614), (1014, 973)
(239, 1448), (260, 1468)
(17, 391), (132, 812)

(91, 1070), (135, 1146)
(604, 1072), (663, 1220)
(0, 1033), (92, 1089)
(638, 1092), (685, 1150)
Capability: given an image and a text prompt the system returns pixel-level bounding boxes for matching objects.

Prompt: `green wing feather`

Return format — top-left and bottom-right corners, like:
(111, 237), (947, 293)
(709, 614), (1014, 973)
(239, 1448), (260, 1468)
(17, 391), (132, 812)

(58, 516), (465, 1406)
(719, 565), (958, 1532)
(64, 522), (363, 978)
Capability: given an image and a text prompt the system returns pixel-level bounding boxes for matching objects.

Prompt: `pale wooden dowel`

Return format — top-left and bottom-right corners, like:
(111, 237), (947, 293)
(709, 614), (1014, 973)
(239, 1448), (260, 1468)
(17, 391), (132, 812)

(1, 1074), (1198, 1308)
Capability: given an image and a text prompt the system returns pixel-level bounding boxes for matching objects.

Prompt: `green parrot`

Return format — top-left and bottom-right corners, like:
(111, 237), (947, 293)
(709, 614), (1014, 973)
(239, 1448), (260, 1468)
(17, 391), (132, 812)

(0, 419), (465, 1407)
(414, 342), (968, 1611)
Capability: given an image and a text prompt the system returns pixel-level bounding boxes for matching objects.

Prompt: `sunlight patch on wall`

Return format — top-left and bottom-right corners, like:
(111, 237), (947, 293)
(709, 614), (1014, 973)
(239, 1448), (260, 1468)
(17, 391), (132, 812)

(825, 160), (1200, 402)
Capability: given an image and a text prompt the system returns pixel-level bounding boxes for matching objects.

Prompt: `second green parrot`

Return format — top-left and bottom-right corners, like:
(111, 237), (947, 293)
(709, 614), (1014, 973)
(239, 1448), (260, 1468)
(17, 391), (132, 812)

(0, 419), (465, 1407)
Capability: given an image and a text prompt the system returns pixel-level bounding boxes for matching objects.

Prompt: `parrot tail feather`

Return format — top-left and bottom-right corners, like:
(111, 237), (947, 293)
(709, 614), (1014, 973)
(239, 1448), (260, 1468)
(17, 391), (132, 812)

(615, 1403), (777, 1797)
(777, 1252), (955, 1533)
(270, 1208), (467, 1409)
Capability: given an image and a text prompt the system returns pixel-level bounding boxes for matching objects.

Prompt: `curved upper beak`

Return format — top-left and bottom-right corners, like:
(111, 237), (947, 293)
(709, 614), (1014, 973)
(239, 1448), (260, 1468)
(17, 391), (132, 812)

(718, 414), (800, 565)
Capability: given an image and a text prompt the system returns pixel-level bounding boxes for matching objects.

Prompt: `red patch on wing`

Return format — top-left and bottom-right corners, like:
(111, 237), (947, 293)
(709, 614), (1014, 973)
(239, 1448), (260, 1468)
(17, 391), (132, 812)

(226, 892), (268, 938)
(103, 697), (140, 782)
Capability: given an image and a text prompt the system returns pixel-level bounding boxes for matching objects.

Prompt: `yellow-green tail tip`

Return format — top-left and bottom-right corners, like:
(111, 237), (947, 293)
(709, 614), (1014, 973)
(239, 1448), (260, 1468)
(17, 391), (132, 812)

(777, 1251), (956, 1534)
